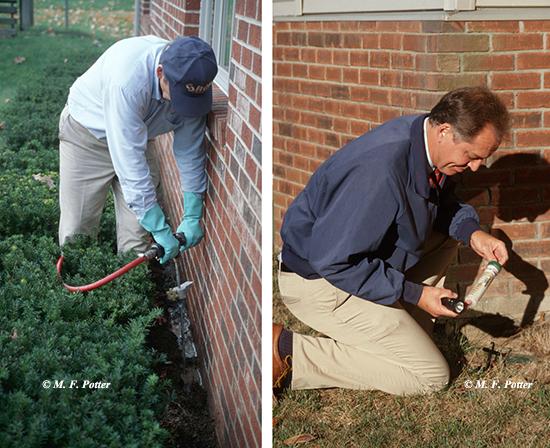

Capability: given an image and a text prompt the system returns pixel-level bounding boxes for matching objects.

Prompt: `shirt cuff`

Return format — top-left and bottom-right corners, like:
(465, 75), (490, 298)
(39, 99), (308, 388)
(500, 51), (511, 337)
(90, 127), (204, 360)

(402, 280), (423, 305)
(455, 218), (481, 246)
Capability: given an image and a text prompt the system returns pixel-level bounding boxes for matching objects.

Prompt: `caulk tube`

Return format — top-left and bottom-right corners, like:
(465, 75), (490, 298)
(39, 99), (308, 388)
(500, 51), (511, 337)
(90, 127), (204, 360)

(464, 260), (502, 307)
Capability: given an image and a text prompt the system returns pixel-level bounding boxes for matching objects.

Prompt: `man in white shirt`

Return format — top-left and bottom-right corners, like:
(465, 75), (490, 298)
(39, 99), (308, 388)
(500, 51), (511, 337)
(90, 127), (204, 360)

(58, 35), (217, 263)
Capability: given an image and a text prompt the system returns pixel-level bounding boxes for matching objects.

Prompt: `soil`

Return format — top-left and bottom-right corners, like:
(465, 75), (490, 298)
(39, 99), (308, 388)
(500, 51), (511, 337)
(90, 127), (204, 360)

(146, 261), (218, 448)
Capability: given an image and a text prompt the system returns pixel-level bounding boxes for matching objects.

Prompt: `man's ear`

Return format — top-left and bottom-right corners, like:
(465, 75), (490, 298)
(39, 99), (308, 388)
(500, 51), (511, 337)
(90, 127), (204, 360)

(156, 64), (163, 79)
(438, 123), (452, 140)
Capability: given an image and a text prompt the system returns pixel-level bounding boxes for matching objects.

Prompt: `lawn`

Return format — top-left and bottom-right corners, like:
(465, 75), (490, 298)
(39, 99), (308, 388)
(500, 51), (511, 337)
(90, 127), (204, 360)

(273, 258), (550, 447)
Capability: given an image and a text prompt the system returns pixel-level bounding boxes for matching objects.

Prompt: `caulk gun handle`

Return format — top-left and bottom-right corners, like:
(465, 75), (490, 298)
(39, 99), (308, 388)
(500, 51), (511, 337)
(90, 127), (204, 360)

(148, 232), (187, 261)
(174, 232), (187, 248)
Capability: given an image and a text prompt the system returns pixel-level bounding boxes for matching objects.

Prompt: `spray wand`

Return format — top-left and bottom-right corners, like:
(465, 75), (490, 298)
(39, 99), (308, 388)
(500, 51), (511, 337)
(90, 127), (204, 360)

(56, 233), (186, 293)
(441, 261), (502, 314)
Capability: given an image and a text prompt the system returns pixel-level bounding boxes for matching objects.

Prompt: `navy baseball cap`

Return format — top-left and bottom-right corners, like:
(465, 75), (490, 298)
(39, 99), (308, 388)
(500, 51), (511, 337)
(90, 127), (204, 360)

(160, 36), (218, 117)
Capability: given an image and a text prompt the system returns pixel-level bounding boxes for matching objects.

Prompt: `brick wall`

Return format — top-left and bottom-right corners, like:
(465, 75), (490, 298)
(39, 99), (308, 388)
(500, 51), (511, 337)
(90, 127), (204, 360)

(273, 20), (550, 322)
(142, 1), (261, 447)
(141, 0), (200, 37)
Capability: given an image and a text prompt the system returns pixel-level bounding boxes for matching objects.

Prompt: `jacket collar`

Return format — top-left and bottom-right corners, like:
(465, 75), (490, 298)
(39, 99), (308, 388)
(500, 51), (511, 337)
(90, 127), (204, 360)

(409, 114), (434, 200)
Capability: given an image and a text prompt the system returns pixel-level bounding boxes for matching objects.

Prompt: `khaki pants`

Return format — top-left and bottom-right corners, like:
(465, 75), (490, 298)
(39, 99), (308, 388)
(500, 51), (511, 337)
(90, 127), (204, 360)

(58, 106), (161, 253)
(278, 232), (458, 395)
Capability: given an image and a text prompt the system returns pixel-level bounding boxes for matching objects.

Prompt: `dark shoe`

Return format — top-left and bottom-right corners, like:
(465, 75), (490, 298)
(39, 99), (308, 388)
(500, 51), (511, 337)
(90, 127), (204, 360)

(273, 323), (292, 391)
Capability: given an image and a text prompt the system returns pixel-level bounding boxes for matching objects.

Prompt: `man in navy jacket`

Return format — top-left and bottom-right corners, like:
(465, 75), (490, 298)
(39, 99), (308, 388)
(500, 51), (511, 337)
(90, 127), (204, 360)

(274, 87), (509, 395)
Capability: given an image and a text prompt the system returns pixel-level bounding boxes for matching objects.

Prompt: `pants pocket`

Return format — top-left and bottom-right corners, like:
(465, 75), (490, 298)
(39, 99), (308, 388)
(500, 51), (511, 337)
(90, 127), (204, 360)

(58, 105), (70, 141)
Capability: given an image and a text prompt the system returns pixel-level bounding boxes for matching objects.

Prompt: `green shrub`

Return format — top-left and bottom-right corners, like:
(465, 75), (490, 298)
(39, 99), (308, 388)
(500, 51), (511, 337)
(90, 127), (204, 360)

(0, 235), (169, 447)
(0, 45), (173, 447)
(1, 50), (101, 150)
(0, 139), (58, 174)
(0, 170), (59, 238)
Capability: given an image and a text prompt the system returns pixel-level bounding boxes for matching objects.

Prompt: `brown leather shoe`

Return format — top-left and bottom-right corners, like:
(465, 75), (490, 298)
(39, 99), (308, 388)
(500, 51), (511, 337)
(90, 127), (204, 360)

(273, 323), (292, 390)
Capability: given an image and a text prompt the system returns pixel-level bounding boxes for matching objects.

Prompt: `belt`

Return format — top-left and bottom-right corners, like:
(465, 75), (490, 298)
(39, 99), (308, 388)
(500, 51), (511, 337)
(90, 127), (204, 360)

(280, 262), (293, 273)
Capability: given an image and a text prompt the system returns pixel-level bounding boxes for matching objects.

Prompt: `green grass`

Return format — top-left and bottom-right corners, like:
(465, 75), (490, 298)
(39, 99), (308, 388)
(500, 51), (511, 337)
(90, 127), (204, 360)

(0, 29), (112, 104)
(0, 0), (133, 105)
(36, 0), (134, 11)
(273, 256), (550, 448)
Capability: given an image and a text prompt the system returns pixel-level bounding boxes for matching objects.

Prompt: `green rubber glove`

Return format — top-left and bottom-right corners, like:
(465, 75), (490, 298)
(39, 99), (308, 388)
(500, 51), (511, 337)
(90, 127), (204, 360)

(176, 192), (204, 252)
(138, 203), (179, 264)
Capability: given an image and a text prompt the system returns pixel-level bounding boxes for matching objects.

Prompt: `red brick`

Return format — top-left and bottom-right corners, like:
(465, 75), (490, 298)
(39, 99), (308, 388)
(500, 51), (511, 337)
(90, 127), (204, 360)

(331, 49), (348, 65)
(541, 223), (550, 238)
(349, 51), (369, 66)
(359, 69), (379, 85)
(370, 51), (390, 68)
(343, 68), (360, 83)
(391, 53), (414, 70)
(362, 34), (379, 49)
(517, 92), (550, 108)
(510, 112), (542, 129)
(422, 21), (465, 33)
(369, 88), (390, 105)
(463, 54), (514, 72)
(403, 34), (426, 52)
(427, 34), (489, 52)
(342, 33), (363, 48)
(315, 49), (332, 64)
(300, 48), (316, 63)
(379, 33), (402, 50)
(517, 53), (550, 70)
(396, 22), (422, 32)
(513, 241), (550, 258)
(523, 21), (550, 32)
(305, 21), (322, 31)
(248, 24), (260, 49)
(492, 34), (543, 51)
(466, 21), (520, 33)
(326, 66), (342, 82)
(381, 71), (401, 88)
(322, 21), (339, 31)
(376, 21), (399, 32)
(308, 65), (324, 80)
(516, 131), (550, 148)
(415, 54), (438, 72)
(491, 72), (541, 90)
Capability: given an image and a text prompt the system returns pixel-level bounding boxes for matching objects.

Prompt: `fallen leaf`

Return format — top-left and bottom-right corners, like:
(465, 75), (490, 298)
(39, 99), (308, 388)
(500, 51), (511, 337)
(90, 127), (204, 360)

(284, 433), (317, 445)
(32, 173), (56, 189)
(14, 56), (26, 64)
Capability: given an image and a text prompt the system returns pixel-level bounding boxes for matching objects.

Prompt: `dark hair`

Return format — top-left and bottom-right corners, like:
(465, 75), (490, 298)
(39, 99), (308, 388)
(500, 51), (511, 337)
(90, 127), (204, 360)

(428, 86), (510, 142)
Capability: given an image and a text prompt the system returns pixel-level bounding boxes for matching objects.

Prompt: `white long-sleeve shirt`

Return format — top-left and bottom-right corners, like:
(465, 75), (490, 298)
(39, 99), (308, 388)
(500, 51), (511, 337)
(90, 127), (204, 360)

(67, 35), (207, 219)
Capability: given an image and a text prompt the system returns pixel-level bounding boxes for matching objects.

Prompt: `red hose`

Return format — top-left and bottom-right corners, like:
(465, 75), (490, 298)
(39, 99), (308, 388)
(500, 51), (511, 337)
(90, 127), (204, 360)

(56, 255), (147, 293)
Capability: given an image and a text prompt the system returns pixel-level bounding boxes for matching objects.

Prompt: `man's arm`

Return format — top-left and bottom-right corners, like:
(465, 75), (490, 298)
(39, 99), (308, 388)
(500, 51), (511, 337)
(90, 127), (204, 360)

(435, 181), (508, 264)
(308, 168), (423, 306)
(172, 116), (208, 251)
(103, 83), (178, 263)
(103, 83), (155, 219)
(172, 116), (208, 194)
(434, 180), (481, 246)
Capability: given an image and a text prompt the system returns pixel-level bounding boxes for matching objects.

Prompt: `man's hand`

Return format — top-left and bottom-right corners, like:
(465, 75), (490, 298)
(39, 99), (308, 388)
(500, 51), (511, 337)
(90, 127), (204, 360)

(176, 191), (205, 252)
(138, 203), (179, 264)
(417, 286), (460, 318)
(470, 230), (509, 265)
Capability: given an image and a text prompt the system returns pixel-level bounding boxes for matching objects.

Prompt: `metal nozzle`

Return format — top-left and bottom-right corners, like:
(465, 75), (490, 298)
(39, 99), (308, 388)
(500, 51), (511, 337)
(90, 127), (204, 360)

(441, 297), (465, 314)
